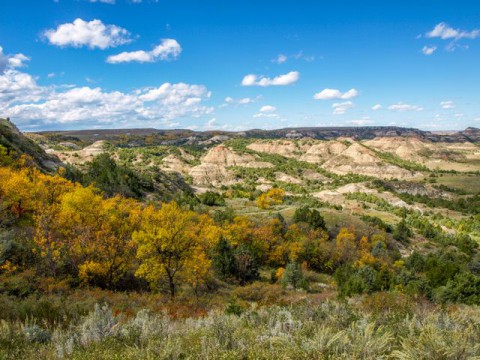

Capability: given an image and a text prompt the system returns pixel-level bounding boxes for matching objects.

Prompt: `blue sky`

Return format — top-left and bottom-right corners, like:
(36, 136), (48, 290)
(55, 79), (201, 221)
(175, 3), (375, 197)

(0, 0), (479, 131)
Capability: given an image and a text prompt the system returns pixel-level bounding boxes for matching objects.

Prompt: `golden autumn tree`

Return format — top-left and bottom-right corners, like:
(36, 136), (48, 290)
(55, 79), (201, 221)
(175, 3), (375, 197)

(223, 215), (255, 247)
(253, 217), (285, 264)
(0, 167), (39, 219)
(355, 235), (376, 268)
(133, 202), (219, 298)
(33, 185), (102, 278)
(34, 185), (144, 288)
(334, 227), (358, 265)
(78, 195), (142, 288)
(256, 188), (286, 209)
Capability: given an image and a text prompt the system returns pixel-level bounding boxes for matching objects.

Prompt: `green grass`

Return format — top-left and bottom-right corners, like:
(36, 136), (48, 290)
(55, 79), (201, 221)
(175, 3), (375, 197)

(435, 173), (480, 194)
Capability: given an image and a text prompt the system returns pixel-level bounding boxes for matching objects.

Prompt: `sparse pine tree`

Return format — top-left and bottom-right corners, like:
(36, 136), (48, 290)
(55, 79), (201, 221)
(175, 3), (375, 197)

(212, 237), (237, 281)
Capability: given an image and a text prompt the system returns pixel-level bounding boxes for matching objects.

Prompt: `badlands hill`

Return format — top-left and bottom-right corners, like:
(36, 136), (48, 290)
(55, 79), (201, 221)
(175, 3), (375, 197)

(30, 124), (480, 193)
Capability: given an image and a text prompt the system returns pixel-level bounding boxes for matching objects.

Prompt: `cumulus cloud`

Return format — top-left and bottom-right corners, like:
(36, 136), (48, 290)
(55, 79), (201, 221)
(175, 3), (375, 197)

(241, 71), (299, 86)
(388, 103), (424, 112)
(253, 105), (280, 118)
(422, 45), (437, 55)
(259, 105), (276, 113)
(371, 104), (382, 111)
(426, 22), (480, 40)
(313, 88), (358, 100)
(0, 47), (30, 74)
(440, 100), (455, 109)
(106, 39), (181, 63)
(0, 69), (46, 106)
(0, 64), (213, 129)
(332, 101), (354, 115)
(43, 18), (132, 49)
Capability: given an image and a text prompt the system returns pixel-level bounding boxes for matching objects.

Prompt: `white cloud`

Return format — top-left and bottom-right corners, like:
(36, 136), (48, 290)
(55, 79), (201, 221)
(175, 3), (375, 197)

(440, 100), (455, 109)
(424, 23), (479, 52)
(371, 104), (382, 111)
(253, 113), (279, 118)
(203, 117), (229, 130)
(253, 105), (280, 119)
(272, 51), (315, 64)
(273, 54), (287, 64)
(106, 39), (181, 63)
(422, 45), (437, 55)
(223, 96), (259, 107)
(0, 47), (30, 74)
(388, 103), (424, 112)
(88, 0), (116, 3)
(233, 97), (251, 104)
(260, 105), (276, 113)
(332, 101), (354, 115)
(0, 70), (46, 107)
(347, 118), (373, 126)
(241, 71), (299, 86)
(426, 22), (480, 40)
(313, 88), (358, 100)
(204, 118), (217, 129)
(43, 18), (132, 49)
(1, 65), (213, 129)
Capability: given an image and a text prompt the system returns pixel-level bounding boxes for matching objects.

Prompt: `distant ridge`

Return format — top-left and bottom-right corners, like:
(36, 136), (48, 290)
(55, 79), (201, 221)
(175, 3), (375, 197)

(34, 125), (480, 143)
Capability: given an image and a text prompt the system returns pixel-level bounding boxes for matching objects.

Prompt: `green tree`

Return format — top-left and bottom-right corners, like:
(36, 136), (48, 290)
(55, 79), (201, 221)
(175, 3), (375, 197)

(293, 206), (326, 230)
(281, 261), (307, 290)
(393, 219), (412, 244)
(212, 237), (237, 281)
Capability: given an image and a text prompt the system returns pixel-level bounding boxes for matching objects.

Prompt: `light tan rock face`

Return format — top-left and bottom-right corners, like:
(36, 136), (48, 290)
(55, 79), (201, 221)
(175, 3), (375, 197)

(202, 144), (256, 166)
(161, 154), (191, 174)
(302, 169), (330, 182)
(363, 137), (434, 163)
(300, 141), (348, 163)
(247, 141), (309, 158)
(275, 172), (302, 184)
(188, 163), (238, 187)
(321, 142), (416, 179)
(188, 145), (273, 186)
(54, 141), (106, 164)
(363, 136), (480, 172)
(246, 139), (418, 179)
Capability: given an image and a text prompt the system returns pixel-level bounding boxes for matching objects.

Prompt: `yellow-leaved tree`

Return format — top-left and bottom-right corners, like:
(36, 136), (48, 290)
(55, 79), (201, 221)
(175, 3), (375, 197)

(256, 188), (285, 209)
(77, 195), (142, 288)
(133, 202), (219, 298)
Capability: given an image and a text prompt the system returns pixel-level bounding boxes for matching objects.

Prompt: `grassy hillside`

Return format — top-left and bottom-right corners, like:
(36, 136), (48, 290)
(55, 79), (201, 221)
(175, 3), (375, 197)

(0, 118), (61, 173)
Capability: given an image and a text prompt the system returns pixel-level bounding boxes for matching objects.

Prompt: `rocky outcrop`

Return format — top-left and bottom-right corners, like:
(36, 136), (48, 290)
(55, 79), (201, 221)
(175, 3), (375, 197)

(188, 163), (238, 187)
(0, 118), (62, 173)
(247, 139), (419, 179)
(55, 141), (106, 165)
(188, 145), (272, 186)
(161, 154), (191, 174)
(321, 143), (417, 179)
